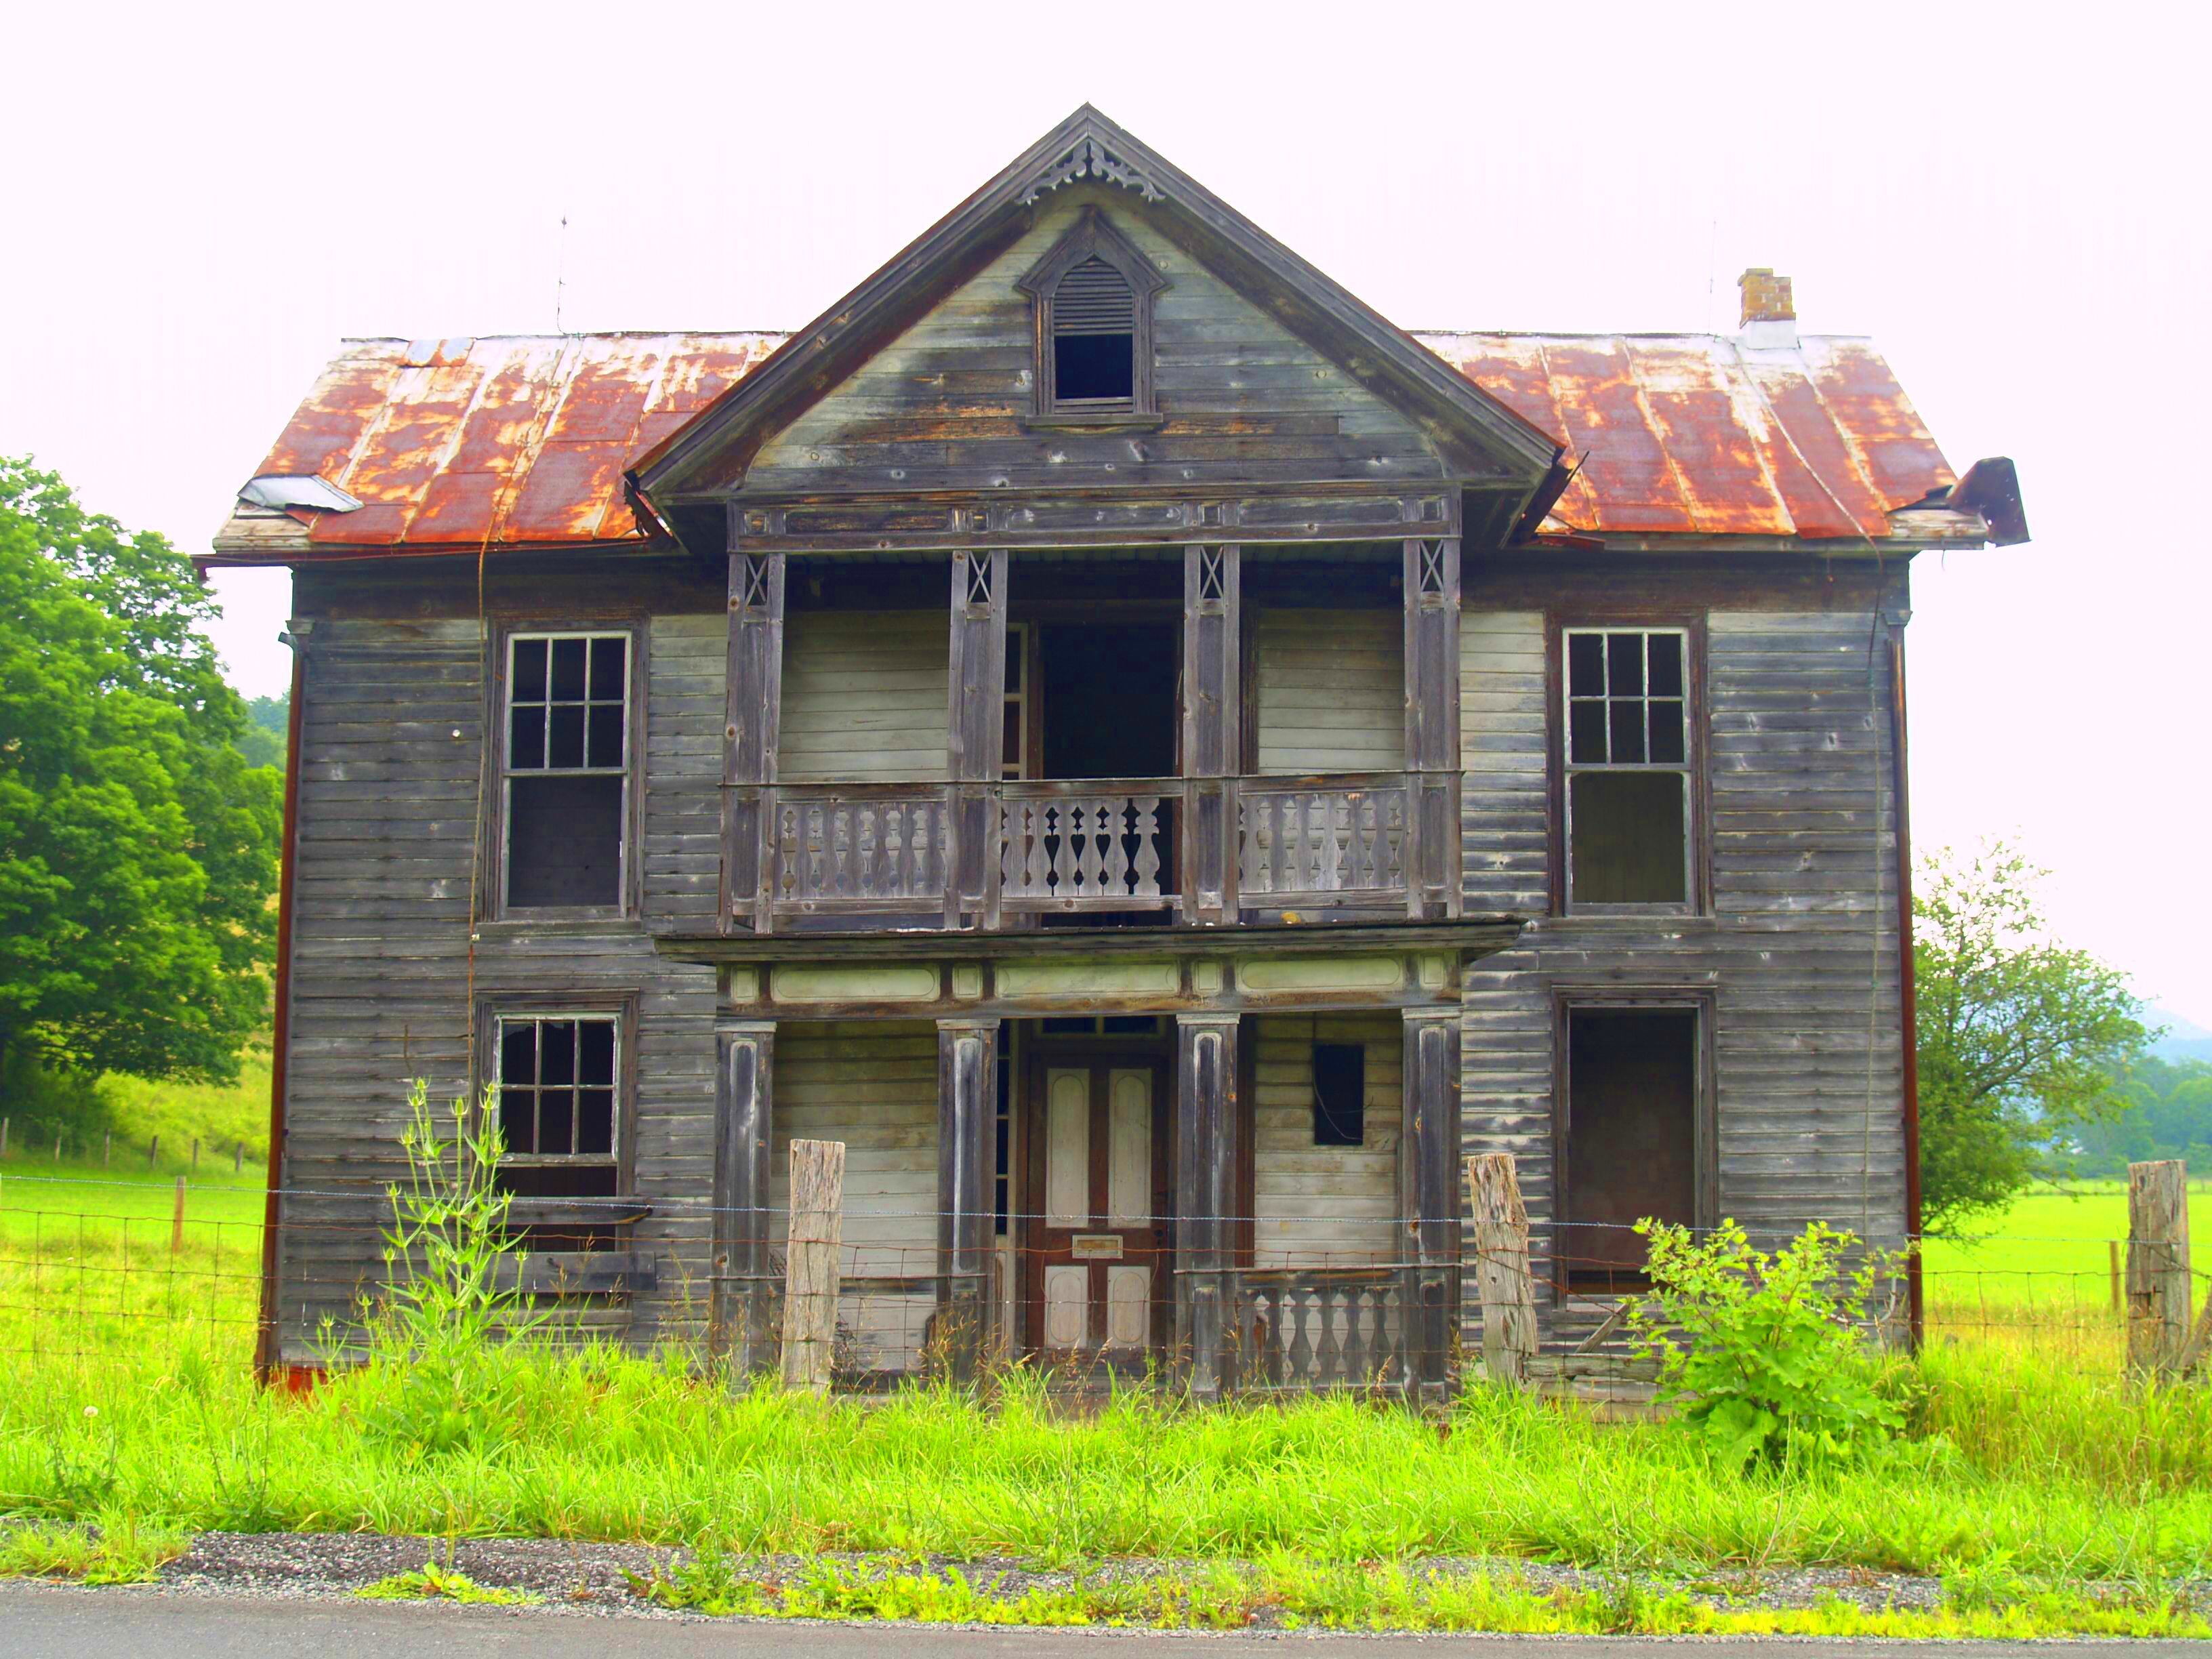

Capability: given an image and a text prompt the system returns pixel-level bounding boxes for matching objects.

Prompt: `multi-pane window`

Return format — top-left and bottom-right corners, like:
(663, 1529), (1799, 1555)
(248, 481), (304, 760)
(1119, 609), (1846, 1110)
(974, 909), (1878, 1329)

(496, 1015), (619, 1163)
(504, 632), (629, 910)
(1563, 629), (1692, 907)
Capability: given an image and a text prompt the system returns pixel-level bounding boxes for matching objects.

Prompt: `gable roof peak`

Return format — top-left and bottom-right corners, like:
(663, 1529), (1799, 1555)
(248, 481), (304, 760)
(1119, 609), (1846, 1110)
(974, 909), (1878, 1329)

(1021, 106), (1164, 204)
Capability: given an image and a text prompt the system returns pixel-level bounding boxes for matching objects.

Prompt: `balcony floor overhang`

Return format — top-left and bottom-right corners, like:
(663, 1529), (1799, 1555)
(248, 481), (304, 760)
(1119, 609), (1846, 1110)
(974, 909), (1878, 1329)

(656, 916), (1528, 1021)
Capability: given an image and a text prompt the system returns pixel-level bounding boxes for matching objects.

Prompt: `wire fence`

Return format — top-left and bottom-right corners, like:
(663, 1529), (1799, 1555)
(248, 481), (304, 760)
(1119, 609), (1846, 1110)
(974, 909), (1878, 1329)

(0, 1170), (2205, 1387)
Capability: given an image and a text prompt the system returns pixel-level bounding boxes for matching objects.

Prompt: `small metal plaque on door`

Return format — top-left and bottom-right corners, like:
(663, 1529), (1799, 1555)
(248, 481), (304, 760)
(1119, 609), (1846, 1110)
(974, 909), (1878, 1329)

(1070, 1235), (1125, 1260)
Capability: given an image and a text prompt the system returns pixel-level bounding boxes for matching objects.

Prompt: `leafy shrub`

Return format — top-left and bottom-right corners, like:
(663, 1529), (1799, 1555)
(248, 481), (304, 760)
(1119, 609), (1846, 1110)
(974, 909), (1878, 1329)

(341, 1081), (543, 1456)
(1628, 1218), (1905, 1470)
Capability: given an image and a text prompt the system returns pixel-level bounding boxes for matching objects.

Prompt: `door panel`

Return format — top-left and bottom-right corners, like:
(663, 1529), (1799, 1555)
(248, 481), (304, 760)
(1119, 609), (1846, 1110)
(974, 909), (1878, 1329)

(1024, 1054), (1169, 1365)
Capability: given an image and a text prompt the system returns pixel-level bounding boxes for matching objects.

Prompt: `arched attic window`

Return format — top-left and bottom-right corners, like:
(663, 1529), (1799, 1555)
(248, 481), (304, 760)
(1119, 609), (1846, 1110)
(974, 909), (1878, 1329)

(1017, 209), (1168, 424)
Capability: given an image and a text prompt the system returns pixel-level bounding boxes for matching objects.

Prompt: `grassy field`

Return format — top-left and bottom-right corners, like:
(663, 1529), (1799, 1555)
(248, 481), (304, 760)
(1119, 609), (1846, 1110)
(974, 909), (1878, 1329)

(3, 1163), (2212, 1635)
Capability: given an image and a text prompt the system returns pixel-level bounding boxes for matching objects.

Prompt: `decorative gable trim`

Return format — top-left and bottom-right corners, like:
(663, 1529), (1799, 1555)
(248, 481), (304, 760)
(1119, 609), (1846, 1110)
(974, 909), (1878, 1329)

(1020, 133), (1166, 204)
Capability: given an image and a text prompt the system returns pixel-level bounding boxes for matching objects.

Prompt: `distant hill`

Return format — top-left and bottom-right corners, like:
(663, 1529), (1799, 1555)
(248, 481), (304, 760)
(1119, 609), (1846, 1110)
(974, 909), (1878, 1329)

(2146, 1004), (2212, 1065)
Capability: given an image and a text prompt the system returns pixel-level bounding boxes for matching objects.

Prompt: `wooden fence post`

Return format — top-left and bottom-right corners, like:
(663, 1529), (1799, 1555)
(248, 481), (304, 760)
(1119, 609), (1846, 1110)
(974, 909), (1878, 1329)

(1467, 1152), (1538, 1388)
(1, 1118), (9, 1158)
(780, 1139), (845, 1397)
(171, 1175), (187, 1256)
(234, 1142), (244, 1174)
(148, 1134), (159, 1172)
(104, 1131), (112, 1168)
(2110, 1239), (2123, 1315)
(192, 1137), (201, 1172)
(2127, 1159), (2190, 1378)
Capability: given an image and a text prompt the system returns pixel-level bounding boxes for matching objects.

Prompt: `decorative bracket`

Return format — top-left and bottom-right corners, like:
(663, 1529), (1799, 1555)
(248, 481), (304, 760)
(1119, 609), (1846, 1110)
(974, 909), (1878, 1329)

(1021, 134), (1166, 204)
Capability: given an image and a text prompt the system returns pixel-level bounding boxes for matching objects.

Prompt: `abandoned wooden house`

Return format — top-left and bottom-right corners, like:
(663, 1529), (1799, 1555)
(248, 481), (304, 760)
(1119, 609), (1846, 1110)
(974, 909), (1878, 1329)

(209, 106), (2027, 1394)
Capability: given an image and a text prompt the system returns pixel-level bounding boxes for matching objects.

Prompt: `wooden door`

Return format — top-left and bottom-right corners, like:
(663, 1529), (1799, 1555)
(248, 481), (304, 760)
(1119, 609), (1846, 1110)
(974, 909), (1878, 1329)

(1023, 1057), (1170, 1366)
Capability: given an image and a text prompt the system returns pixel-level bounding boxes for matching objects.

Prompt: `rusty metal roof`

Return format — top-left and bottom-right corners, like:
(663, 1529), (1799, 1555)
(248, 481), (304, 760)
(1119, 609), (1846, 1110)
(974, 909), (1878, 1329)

(220, 327), (1953, 557)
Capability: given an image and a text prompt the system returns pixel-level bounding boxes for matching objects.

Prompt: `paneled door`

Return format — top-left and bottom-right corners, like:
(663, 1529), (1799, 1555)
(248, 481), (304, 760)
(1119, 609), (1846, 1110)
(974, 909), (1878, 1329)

(1023, 1057), (1170, 1368)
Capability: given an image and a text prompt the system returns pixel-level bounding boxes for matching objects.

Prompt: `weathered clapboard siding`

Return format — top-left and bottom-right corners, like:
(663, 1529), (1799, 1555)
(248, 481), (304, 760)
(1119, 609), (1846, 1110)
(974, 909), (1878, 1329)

(778, 611), (949, 783)
(744, 187), (1445, 497)
(1252, 1013), (1403, 1265)
(1454, 604), (1907, 1349)
(276, 615), (722, 1364)
(643, 613), (726, 928)
(1252, 609), (1403, 774)
(771, 1021), (939, 1373)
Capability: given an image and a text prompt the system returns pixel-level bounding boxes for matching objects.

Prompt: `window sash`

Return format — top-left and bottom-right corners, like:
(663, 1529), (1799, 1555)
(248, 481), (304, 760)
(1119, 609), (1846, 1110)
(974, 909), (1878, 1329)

(504, 631), (631, 777)
(1561, 628), (1694, 911)
(492, 1012), (622, 1166)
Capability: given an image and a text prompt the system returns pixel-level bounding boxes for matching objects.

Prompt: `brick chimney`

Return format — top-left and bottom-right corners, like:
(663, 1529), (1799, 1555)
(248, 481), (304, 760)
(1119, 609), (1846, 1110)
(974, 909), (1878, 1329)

(1738, 268), (1797, 348)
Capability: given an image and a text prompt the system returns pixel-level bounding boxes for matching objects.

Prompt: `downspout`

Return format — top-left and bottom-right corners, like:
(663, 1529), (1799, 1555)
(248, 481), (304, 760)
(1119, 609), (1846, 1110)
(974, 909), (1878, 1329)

(254, 625), (308, 1385)
(1887, 624), (1925, 1347)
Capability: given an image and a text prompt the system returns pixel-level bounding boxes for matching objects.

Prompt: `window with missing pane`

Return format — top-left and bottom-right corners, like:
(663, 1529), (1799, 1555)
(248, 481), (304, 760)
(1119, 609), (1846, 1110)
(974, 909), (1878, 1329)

(504, 632), (630, 911)
(496, 1014), (619, 1166)
(1563, 629), (1692, 907)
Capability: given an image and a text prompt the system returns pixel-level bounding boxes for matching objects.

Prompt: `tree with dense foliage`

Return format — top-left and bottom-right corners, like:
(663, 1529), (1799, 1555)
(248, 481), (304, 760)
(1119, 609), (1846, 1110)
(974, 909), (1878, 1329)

(1914, 841), (2150, 1234)
(2056, 1055), (2212, 1176)
(0, 457), (281, 1125)
(237, 694), (289, 771)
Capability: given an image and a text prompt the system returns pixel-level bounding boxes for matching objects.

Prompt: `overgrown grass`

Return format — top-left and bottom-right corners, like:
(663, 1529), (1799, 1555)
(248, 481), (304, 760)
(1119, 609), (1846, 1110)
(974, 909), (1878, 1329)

(1921, 1179), (2212, 1307)
(3, 1342), (2211, 1584)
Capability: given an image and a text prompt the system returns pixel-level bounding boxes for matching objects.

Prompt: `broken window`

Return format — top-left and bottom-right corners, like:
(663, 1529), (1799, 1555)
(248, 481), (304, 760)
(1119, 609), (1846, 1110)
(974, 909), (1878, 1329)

(1561, 1008), (1700, 1293)
(1563, 628), (1691, 907)
(505, 632), (629, 910)
(1311, 1043), (1366, 1147)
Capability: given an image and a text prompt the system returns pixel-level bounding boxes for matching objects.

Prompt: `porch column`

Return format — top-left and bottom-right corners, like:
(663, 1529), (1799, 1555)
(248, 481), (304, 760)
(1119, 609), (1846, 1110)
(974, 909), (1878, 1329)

(1404, 1006), (1463, 1405)
(712, 1019), (777, 1382)
(1401, 536), (1461, 920)
(945, 550), (1008, 929)
(936, 1017), (999, 1381)
(724, 543), (785, 934)
(1175, 1012), (1241, 1398)
(1179, 544), (1241, 924)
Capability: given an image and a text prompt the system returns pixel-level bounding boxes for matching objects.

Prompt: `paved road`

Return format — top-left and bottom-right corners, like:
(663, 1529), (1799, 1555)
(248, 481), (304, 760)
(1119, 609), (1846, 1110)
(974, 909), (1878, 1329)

(2, 1584), (2200, 1657)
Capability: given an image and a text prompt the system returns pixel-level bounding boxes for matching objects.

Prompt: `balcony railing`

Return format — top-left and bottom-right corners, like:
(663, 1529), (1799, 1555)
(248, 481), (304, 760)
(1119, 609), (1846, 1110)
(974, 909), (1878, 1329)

(745, 771), (1454, 929)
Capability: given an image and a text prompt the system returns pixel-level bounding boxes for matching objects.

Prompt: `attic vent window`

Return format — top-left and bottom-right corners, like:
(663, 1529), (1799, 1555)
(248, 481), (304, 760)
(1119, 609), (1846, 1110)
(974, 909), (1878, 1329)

(1052, 259), (1135, 404)
(1017, 207), (1167, 425)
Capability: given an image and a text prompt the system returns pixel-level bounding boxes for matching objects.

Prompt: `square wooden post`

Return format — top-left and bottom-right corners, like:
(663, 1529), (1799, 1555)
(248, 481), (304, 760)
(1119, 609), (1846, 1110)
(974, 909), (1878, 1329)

(1175, 1013), (1240, 1398)
(1404, 1006), (1462, 1404)
(1467, 1151), (1538, 1389)
(937, 1018), (999, 1381)
(946, 550), (1008, 930)
(713, 1021), (777, 1384)
(781, 1138), (845, 1397)
(2127, 1158), (2191, 1378)
(1179, 544), (1241, 926)
(724, 541), (785, 935)
(1402, 536), (1461, 921)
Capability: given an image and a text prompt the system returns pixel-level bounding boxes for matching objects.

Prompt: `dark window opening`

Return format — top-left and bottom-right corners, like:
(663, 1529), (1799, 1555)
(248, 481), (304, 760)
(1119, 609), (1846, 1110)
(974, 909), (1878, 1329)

(1050, 255), (1136, 406)
(497, 1015), (618, 1160)
(1563, 1009), (1698, 1294)
(1311, 1043), (1366, 1147)
(506, 632), (629, 912)
(1054, 331), (1134, 403)
(1563, 628), (1690, 907)
(1568, 772), (1685, 905)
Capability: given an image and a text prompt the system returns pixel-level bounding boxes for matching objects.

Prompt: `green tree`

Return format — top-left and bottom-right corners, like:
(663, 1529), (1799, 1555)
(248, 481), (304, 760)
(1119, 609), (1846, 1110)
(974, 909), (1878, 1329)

(1914, 840), (2150, 1233)
(237, 694), (288, 771)
(0, 457), (281, 1128)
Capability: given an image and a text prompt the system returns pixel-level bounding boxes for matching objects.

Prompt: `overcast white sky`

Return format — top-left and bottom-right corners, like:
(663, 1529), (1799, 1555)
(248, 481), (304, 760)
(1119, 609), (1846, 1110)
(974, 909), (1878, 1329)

(3, 2), (2204, 1025)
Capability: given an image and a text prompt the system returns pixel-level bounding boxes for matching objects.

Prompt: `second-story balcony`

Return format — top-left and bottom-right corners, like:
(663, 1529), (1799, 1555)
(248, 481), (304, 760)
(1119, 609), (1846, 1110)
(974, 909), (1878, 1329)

(737, 771), (1456, 932)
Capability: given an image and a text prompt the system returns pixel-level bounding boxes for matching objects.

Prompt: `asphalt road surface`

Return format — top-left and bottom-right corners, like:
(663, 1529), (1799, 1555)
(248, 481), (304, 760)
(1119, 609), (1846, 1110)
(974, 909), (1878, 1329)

(2, 1585), (2200, 1657)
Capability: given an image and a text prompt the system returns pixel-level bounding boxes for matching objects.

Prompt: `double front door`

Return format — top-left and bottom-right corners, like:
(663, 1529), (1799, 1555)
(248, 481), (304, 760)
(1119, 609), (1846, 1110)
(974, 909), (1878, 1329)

(1023, 1057), (1169, 1366)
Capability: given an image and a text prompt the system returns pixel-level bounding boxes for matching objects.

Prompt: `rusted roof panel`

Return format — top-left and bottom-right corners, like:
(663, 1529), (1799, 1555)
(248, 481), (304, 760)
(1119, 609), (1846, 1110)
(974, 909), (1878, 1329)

(233, 328), (1950, 554)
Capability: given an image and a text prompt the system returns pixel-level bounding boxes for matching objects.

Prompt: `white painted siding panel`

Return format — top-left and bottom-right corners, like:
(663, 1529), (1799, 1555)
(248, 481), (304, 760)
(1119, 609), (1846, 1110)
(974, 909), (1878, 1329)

(1254, 609), (1403, 773)
(1252, 1012), (1402, 1265)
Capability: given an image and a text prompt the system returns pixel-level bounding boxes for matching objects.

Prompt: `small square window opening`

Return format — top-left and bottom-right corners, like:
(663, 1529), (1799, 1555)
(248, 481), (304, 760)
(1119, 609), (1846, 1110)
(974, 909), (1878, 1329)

(1311, 1043), (1366, 1147)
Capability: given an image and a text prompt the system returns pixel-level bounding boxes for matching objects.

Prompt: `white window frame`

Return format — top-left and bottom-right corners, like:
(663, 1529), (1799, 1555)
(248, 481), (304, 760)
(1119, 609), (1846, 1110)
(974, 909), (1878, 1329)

(501, 628), (634, 916)
(1561, 626), (1695, 915)
(491, 1010), (625, 1170)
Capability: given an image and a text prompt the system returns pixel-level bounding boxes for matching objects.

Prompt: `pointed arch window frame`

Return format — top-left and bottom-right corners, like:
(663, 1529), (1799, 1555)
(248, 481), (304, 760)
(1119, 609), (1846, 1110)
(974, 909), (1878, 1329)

(1015, 207), (1170, 428)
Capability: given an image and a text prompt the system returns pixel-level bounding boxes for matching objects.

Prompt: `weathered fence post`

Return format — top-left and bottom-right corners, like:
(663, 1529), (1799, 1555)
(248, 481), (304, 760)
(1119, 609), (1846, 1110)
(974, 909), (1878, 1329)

(192, 1137), (201, 1172)
(1467, 1152), (1538, 1389)
(104, 1131), (112, 1168)
(148, 1134), (159, 1172)
(781, 1138), (845, 1396)
(2127, 1159), (2191, 1378)
(1, 1118), (9, 1158)
(53, 1130), (63, 1162)
(171, 1175), (187, 1256)
(2110, 1239), (2123, 1315)
(234, 1142), (244, 1175)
